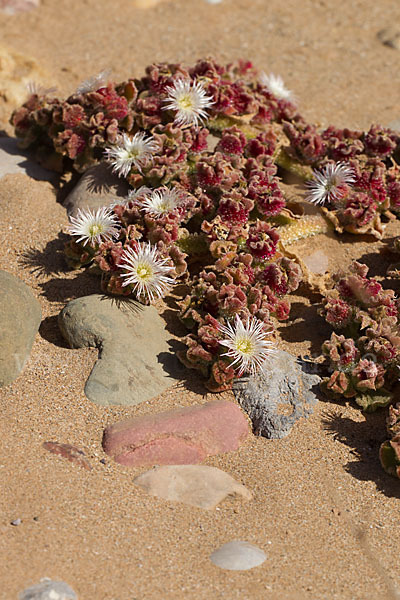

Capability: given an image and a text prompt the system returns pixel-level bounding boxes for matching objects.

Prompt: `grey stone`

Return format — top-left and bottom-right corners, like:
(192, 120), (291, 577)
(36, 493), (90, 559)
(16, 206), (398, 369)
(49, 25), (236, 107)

(58, 294), (182, 406)
(232, 349), (320, 439)
(63, 162), (129, 217)
(19, 578), (77, 600)
(0, 137), (57, 182)
(377, 27), (400, 50)
(388, 119), (400, 132)
(0, 270), (41, 387)
(210, 541), (266, 571)
(134, 465), (252, 509)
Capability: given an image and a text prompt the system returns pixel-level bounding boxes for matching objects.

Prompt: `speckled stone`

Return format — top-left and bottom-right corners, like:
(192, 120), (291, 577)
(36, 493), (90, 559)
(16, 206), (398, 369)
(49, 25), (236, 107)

(19, 578), (77, 600)
(233, 349), (320, 439)
(103, 400), (250, 466)
(134, 465), (252, 509)
(58, 294), (182, 406)
(0, 1), (39, 16)
(0, 270), (41, 387)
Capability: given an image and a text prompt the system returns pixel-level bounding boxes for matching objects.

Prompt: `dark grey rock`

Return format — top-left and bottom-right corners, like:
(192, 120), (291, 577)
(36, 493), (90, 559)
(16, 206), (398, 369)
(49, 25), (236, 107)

(0, 270), (41, 387)
(63, 162), (129, 217)
(0, 137), (58, 182)
(210, 541), (266, 571)
(232, 349), (320, 439)
(58, 294), (183, 406)
(19, 578), (77, 600)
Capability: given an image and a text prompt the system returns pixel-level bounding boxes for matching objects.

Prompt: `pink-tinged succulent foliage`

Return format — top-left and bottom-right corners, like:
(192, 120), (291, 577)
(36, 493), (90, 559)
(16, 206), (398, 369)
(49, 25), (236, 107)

(11, 57), (302, 174)
(319, 262), (400, 411)
(13, 57), (400, 241)
(29, 58), (306, 391)
(380, 402), (400, 479)
(284, 117), (400, 238)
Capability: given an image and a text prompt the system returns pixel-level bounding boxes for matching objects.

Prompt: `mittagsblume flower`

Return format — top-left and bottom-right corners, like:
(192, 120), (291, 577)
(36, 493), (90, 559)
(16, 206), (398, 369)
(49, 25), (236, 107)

(119, 242), (175, 303)
(68, 206), (120, 247)
(104, 132), (158, 178)
(260, 72), (294, 102)
(306, 161), (355, 205)
(75, 69), (112, 95)
(138, 187), (183, 217)
(218, 314), (275, 376)
(163, 78), (214, 127)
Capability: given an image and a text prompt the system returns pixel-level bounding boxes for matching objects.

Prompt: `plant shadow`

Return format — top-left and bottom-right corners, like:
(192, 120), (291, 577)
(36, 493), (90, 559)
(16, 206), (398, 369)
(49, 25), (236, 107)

(19, 232), (71, 277)
(38, 270), (100, 304)
(321, 408), (400, 499)
(158, 295), (209, 395)
(278, 301), (331, 356)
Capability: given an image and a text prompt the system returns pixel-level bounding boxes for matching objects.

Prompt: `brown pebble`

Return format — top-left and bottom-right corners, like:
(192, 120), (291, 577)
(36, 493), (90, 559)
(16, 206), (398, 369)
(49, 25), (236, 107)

(43, 441), (92, 471)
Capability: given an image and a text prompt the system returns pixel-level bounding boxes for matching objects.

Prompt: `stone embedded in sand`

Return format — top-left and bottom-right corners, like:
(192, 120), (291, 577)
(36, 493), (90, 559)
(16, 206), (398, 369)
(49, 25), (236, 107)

(42, 442), (92, 471)
(58, 294), (182, 406)
(0, 137), (58, 182)
(0, 45), (50, 134)
(102, 400), (250, 466)
(233, 349), (320, 439)
(134, 465), (252, 509)
(301, 249), (329, 275)
(0, 0), (39, 14)
(19, 578), (77, 600)
(133, 0), (169, 7)
(210, 541), (266, 571)
(0, 270), (41, 387)
(377, 26), (400, 50)
(63, 162), (129, 217)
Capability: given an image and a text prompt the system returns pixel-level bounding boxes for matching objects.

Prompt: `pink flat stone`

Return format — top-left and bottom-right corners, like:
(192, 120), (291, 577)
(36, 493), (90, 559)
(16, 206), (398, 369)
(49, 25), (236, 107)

(102, 399), (250, 467)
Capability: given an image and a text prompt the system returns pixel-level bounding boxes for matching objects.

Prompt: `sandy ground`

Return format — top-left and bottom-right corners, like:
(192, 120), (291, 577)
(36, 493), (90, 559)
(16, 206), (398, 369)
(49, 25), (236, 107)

(1, 1), (400, 599)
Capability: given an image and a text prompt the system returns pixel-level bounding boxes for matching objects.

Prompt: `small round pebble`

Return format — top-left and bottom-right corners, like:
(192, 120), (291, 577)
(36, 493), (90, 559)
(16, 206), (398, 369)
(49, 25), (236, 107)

(210, 540), (266, 571)
(11, 518), (22, 526)
(19, 578), (77, 600)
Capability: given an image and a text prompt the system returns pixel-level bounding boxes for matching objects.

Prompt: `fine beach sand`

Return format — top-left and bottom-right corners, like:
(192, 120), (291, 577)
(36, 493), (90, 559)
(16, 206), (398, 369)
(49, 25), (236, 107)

(1, 1), (400, 599)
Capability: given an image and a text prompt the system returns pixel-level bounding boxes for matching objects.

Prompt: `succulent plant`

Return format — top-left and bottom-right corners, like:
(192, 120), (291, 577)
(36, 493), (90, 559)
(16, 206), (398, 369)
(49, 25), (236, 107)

(380, 403), (400, 479)
(17, 59), (307, 391)
(10, 58), (400, 401)
(319, 262), (400, 411)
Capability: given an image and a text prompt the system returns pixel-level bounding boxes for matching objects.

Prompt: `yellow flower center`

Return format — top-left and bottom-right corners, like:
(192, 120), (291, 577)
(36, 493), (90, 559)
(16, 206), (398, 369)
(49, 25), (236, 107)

(178, 94), (194, 110)
(236, 339), (253, 354)
(159, 201), (169, 212)
(137, 265), (152, 280)
(88, 224), (103, 237)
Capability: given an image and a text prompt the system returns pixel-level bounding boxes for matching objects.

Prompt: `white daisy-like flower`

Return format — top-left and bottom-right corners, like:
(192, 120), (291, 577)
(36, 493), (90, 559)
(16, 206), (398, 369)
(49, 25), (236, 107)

(104, 132), (158, 178)
(26, 81), (57, 97)
(306, 162), (356, 205)
(138, 187), (183, 217)
(163, 78), (215, 127)
(218, 314), (275, 377)
(119, 242), (175, 303)
(75, 69), (112, 95)
(109, 186), (153, 208)
(260, 72), (295, 102)
(68, 206), (120, 247)
(126, 186), (153, 202)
